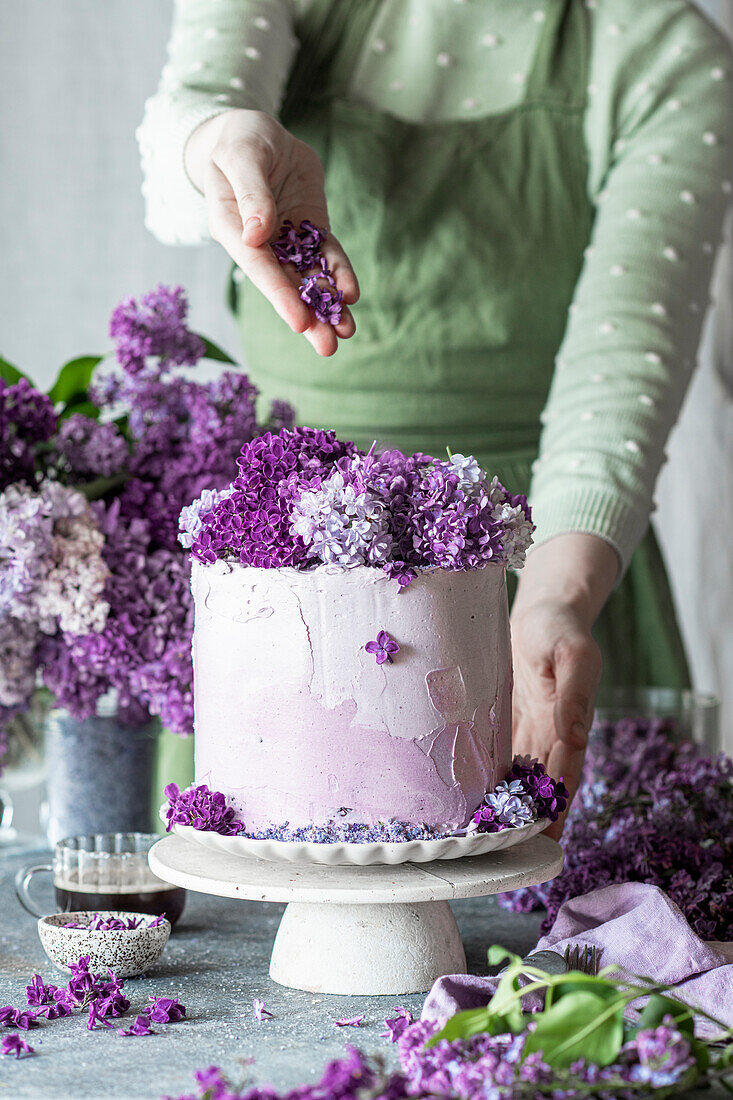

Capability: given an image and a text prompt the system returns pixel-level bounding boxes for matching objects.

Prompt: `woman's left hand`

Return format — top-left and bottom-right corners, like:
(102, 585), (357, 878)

(510, 533), (619, 838)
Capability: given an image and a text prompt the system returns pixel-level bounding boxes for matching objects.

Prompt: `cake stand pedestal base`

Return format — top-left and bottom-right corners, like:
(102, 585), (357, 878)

(149, 833), (562, 996)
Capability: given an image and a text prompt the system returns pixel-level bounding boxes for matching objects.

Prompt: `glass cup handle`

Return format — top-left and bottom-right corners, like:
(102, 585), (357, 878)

(14, 863), (53, 918)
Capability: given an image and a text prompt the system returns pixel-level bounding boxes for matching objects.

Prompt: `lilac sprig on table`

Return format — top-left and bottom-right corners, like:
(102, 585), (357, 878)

(182, 431), (534, 580)
(498, 718), (733, 941)
(271, 219), (344, 326)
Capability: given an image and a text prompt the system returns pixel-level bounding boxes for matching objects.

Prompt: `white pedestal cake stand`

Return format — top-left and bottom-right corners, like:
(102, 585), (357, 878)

(149, 833), (563, 997)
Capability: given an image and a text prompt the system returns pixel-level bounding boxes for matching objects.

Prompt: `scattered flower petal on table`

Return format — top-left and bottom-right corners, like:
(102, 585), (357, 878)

(252, 999), (274, 1022)
(1, 1033), (34, 1058)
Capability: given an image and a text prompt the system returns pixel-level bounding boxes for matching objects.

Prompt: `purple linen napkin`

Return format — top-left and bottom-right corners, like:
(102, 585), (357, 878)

(422, 882), (733, 1036)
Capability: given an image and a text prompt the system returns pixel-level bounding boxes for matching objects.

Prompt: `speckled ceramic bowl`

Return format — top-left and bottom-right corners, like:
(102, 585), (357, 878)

(37, 910), (171, 978)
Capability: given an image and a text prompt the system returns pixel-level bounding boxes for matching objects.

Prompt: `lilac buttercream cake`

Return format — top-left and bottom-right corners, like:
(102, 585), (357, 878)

(179, 428), (535, 838)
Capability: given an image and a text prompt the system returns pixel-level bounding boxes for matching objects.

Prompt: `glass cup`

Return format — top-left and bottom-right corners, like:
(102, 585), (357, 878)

(15, 832), (186, 926)
(592, 687), (720, 753)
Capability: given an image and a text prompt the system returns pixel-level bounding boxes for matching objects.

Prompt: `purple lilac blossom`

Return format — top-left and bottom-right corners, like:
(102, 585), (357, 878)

(0, 1007), (36, 1030)
(186, 433), (533, 576)
(0, 378), (56, 491)
(380, 1006), (414, 1042)
(271, 220), (327, 270)
(55, 415), (129, 479)
(334, 1016), (364, 1027)
(109, 285), (205, 377)
(364, 630), (400, 665)
(0, 1033), (33, 1058)
(164, 782), (244, 835)
(117, 1014), (154, 1037)
(143, 996), (186, 1024)
(468, 757), (567, 835)
(498, 718), (733, 942)
(298, 275), (344, 326)
(253, 999), (273, 1022)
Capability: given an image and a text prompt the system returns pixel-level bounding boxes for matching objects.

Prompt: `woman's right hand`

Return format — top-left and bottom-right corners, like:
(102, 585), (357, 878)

(185, 109), (359, 357)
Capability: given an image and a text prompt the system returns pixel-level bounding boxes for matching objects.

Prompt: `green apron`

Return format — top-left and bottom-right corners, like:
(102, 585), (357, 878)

(157, 0), (690, 809)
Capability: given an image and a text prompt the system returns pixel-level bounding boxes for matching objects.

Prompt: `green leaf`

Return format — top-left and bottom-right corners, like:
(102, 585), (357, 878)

(636, 993), (695, 1040)
(47, 356), (103, 405)
(0, 355), (29, 384)
(488, 945), (522, 969)
(199, 336), (236, 365)
(522, 990), (625, 1069)
(57, 398), (100, 421)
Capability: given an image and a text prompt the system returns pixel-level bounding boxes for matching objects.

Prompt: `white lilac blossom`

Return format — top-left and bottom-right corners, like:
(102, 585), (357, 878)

(289, 469), (393, 569)
(0, 481), (109, 638)
(446, 452), (484, 493)
(484, 779), (536, 827)
(178, 486), (235, 549)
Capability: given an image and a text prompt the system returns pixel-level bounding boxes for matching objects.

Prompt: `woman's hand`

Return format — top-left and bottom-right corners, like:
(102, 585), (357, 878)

(510, 533), (619, 838)
(185, 109), (359, 357)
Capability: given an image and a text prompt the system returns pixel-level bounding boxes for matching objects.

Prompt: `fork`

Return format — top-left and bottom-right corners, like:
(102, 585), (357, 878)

(563, 943), (600, 975)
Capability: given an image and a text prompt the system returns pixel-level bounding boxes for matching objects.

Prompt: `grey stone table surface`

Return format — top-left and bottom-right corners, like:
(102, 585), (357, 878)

(0, 842), (722, 1100)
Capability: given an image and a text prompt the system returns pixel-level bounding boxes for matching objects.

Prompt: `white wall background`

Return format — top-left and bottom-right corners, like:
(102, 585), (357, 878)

(1, 1), (731, 754)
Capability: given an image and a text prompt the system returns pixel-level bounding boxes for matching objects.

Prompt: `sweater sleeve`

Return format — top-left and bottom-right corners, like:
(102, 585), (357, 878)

(529, 0), (733, 574)
(137, 0), (299, 245)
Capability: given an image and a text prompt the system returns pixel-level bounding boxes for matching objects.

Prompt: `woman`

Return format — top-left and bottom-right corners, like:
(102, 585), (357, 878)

(139, 0), (732, 825)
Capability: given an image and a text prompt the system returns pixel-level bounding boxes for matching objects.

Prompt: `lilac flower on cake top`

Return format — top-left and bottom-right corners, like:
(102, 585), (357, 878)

(365, 630), (400, 666)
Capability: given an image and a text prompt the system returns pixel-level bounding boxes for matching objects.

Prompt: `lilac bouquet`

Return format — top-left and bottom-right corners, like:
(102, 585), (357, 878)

(180, 435), (534, 586)
(499, 718), (733, 942)
(0, 286), (294, 762)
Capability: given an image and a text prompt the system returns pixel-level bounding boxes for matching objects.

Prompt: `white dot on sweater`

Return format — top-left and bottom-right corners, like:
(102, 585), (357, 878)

(372, 37), (387, 54)
(680, 190), (696, 205)
(462, 97), (479, 110)
(531, 459), (542, 474)
(610, 264), (627, 276)
(607, 23), (624, 36)
(436, 52), (454, 68)
(663, 246), (679, 262)
(214, 93), (231, 102)
(667, 98), (682, 112)
(584, 245), (595, 259)
(651, 303), (667, 317)
(647, 153), (665, 166)
(229, 77), (245, 90)
(253, 16), (271, 30)
(533, 9), (547, 22)
(639, 394), (655, 407)
(613, 139), (627, 155)
(599, 321), (617, 335)
(670, 44), (685, 58)
(585, 0), (598, 8)
(711, 67), (727, 81)
(635, 80), (652, 95)
(587, 82), (599, 95)
(481, 33), (502, 48)
(689, 300), (701, 313)
(625, 440), (641, 454)
(203, 27), (220, 39)
(626, 208), (643, 221)
(512, 72), (527, 84)
(232, 267), (245, 283)
(645, 351), (662, 364)
(591, 373), (607, 383)
(390, 79), (404, 92)
(568, 458), (582, 470)
(703, 131), (719, 146)
(244, 46), (261, 60)
(722, 180), (733, 194)
(190, 61), (204, 72)
(702, 241), (715, 254)
(580, 411), (595, 421)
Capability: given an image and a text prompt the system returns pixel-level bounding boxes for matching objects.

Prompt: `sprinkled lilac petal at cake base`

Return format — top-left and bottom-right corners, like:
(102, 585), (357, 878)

(179, 429), (537, 838)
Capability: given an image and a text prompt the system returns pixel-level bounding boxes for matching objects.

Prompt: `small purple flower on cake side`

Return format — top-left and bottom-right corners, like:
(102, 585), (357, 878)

(163, 782), (244, 836)
(365, 630), (400, 665)
(468, 755), (567, 834)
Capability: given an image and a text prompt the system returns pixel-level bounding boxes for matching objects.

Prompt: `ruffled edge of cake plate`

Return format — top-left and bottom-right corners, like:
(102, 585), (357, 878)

(162, 815), (550, 866)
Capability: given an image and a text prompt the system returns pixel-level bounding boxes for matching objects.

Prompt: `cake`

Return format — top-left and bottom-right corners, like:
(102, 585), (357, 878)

(192, 559), (512, 833)
(179, 428), (535, 839)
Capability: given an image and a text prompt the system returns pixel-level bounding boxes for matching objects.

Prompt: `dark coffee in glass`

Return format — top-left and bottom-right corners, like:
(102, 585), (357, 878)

(16, 832), (186, 927)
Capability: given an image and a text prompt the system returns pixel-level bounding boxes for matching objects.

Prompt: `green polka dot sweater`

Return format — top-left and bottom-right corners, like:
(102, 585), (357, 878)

(138, 0), (733, 570)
